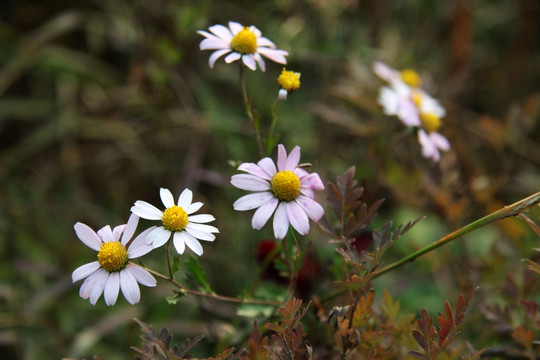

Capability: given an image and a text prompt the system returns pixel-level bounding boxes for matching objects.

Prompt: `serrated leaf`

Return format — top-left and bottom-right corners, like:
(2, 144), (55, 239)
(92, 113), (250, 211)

(185, 256), (213, 293)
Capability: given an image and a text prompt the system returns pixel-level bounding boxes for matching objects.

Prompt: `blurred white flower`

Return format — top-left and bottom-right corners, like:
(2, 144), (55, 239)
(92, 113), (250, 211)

(198, 21), (288, 71)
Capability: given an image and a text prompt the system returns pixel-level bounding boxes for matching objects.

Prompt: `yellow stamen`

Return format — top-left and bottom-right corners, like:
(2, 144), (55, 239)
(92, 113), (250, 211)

(98, 242), (128, 272)
(162, 206), (188, 231)
(412, 91), (423, 107)
(401, 69), (421, 87)
(420, 113), (442, 133)
(271, 171), (301, 202)
(230, 27), (257, 55)
(277, 68), (301, 92)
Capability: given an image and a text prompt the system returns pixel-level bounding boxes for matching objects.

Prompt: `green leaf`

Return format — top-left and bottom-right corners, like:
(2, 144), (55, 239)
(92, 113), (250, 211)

(185, 256), (213, 293)
(165, 290), (186, 305)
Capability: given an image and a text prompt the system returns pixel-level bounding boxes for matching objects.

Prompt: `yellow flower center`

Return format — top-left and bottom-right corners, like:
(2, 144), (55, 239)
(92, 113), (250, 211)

(420, 113), (442, 133)
(271, 171), (301, 202)
(401, 69), (421, 87)
(277, 68), (301, 92)
(162, 205), (188, 231)
(97, 242), (129, 272)
(230, 27), (257, 55)
(411, 91), (423, 107)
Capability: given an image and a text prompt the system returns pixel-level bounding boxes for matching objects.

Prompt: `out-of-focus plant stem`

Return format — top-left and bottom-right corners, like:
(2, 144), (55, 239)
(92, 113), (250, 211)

(239, 63), (264, 156)
(372, 191), (540, 279)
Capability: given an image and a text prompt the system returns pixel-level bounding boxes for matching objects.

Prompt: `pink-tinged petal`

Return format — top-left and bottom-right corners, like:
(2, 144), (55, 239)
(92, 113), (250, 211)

(126, 264), (156, 287)
(188, 214), (215, 223)
(197, 30), (214, 39)
(74, 222), (102, 251)
(97, 225), (113, 243)
(430, 132), (450, 151)
(199, 37), (230, 50)
(209, 24), (234, 41)
(80, 270), (105, 302)
(398, 98), (421, 127)
(238, 162), (272, 180)
(273, 202), (290, 240)
(294, 167), (309, 178)
(186, 201), (203, 214)
(88, 269), (109, 305)
(228, 21), (243, 35)
(183, 232), (204, 256)
(111, 224), (126, 242)
(418, 130), (439, 162)
(257, 157), (277, 177)
(300, 187), (314, 199)
(257, 36), (276, 48)
(187, 222), (219, 234)
(128, 227), (155, 258)
(242, 55), (257, 70)
(104, 272), (120, 306)
(225, 52), (241, 64)
(177, 188), (193, 209)
(185, 224), (216, 241)
(120, 269), (140, 305)
(277, 144), (287, 171)
(372, 61), (399, 83)
(72, 261), (100, 283)
(285, 146), (301, 170)
(287, 201), (310, 235)
(231, 174), (270, 191)
(257, 48), (288, 64)
(131, 201), (163, 220)
(301, 173), (324, 191)
(296, 195), (324, 221)
(146, 226), (171, 248)
(173, 231), (186, 254)
(121, 214), (139, 246)
(208, 49), (232, 68)
(234, 192), (274, 211)
(249, 25), (262, 38)
(160, 188), (175, 208)
(251, 197), (279, 230)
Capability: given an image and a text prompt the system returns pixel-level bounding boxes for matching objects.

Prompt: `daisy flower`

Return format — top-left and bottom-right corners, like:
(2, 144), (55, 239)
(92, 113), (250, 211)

(72, 214), (157, 306)
(198, 21), (288, 71)
(373, 61), (450, 162)
(231, 144), (325, 240)
(277, 68), (301, 100)
(130, 188), (218, 256)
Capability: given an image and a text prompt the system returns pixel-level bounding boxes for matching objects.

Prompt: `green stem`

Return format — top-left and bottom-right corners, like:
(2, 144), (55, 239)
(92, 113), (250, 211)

(239, 63), (264, 156)
(372, 191), (540, 279)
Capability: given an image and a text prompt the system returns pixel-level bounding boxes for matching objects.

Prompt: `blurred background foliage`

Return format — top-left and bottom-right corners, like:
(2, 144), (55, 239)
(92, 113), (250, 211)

(0, 0), (539, 359)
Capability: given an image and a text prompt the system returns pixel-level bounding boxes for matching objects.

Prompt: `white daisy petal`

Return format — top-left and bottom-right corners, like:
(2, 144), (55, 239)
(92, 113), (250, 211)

(208, 49), (232, 68)
(89, 269), (109, 305)
(185, 224), (216, 241)
(121, 213), (139, 246)
(131, 201), (163, 220)
(183, 232), (204, 256)
(146, 226), (171, 248)
(273, 202), (290, 240)
(285, 146), (301, 170)
(209, 24), (234, 41)
(231, 174), (271, 191)
(257, 36), (276, 48)
(286, 201), (310, 235)
(72, 261), (100, 283)
(104, 272), (120, 306)
(233, 192), (274, 211)
(97, 225), (113, 243)
(251, 197), (279, 230)
(257, 157), (277, 177)
(431, 132), (450, 151)
(277, 144), (287, 171)
(188, 214), (215, 223)
(160, 188), (175, 208)
(120, 269), (140, 305)
(74, 222), (103, 251)
(257, 48), (288, 64)
(228, 21), (243, 35)
(111, 224), (126, 242)
(199, 37), (230, 50)
(242, 54), (257, 70)
(173, 231), (186, 254)
(186, 202), (204, 214)
(128, 227), (155, 258)
(126, 264), (156, 287)
(225, 52), (242, 64)
(254, 53), (266, 72)
(177, 188), (193, 209)
(296, 195), (325, 222)
(238, 162), (272, 180)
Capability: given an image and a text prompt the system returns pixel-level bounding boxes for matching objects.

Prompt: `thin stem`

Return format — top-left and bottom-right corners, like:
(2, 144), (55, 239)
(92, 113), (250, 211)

(372, 191), (540, 279)
(239, 63), (264, 156)
(320, 191), (540, 303)
(166, 239), (173, 279)
(136, 264), (281, 306)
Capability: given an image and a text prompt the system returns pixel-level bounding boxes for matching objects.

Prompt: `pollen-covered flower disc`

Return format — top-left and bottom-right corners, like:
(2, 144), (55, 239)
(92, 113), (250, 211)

(231, 144), (325, 240)
(71, 214), (156, 306)
(130, 188), (219, 256)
